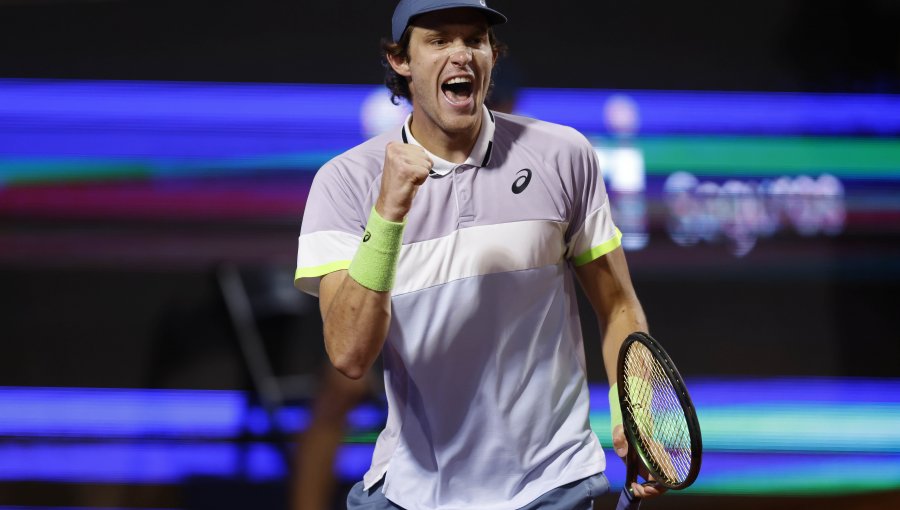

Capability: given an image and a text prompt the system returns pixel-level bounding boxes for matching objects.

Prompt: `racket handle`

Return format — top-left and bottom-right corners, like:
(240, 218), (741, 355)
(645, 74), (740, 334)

(614, 488), (641, 510)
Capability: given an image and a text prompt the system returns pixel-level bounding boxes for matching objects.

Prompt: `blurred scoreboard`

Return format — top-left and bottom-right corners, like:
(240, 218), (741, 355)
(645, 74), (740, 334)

(1, 79), (899, 266)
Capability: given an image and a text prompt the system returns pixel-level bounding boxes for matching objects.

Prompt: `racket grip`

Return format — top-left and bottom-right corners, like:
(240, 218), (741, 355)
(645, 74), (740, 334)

(614, 488), (641, 510)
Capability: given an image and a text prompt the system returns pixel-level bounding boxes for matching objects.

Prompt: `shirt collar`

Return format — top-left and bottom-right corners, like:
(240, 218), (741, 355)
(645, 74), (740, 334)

(400, 106), (496, 177)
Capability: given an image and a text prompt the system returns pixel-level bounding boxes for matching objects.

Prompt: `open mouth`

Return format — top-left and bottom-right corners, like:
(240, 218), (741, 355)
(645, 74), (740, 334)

(441, 76), (474, 105)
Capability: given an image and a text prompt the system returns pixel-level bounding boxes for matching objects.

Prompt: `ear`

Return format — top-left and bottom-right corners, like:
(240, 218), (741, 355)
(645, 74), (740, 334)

(387, 52), (412, 78)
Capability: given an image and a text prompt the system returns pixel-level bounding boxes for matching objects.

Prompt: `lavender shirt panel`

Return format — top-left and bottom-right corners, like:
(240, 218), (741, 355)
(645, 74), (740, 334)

(298, 131), (396, 239)
(378, 264), (603, 509)
(299, 114), (609, 249)
(402, 113), (608, 244)
(490, 113), (612, 244)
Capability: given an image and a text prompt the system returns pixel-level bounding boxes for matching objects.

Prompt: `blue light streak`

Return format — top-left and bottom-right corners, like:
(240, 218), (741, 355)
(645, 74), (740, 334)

(0, 387), (247, 438)
(516, 88), (900, 136)
(1, 379), (899, 493)
(0, 441), (372, 484)
(0, 387), (384, 438)
(2, 79), (900, 184)
(1, 441), (896, 494)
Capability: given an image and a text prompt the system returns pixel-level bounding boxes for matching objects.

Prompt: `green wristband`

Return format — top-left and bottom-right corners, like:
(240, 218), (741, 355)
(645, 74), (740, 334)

(348, 207), (406, 292)
(628, 375), (654, 431)
(610, 377), (654, 434)
(609, 383), (623, 430)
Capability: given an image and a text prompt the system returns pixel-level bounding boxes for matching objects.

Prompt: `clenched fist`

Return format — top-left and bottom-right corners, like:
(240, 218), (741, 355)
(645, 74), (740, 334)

(376, 142), (433, 222)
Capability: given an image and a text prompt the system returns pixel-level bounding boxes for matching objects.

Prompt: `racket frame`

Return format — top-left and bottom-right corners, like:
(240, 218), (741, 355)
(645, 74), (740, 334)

(616, 331), (702, 491)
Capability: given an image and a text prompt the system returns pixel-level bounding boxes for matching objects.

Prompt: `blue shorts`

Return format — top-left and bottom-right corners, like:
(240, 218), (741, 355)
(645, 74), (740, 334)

(346, 472), (610, 510)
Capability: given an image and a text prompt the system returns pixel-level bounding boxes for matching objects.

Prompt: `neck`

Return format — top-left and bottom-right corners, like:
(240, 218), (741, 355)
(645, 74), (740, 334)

(408, 109), (482, 164)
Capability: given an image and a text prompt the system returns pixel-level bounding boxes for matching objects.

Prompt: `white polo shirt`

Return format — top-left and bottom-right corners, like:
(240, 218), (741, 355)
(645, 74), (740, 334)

(296, 106), (622, 510)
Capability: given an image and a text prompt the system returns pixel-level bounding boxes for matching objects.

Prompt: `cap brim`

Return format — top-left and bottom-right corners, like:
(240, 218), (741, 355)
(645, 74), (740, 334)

(478, 8), (507, 26)
(404, 6), (507, 36)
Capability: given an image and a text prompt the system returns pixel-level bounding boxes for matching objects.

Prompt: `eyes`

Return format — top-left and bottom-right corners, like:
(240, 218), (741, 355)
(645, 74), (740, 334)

(427, 34), (488, 48)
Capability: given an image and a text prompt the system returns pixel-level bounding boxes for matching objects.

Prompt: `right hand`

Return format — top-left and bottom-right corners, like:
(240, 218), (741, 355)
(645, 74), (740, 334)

(613, 424), (667, 500)
(376, 142), (433, 222)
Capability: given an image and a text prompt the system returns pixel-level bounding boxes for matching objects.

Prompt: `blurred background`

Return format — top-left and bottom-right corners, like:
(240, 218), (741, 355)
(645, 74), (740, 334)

(1, 0), (899, 509)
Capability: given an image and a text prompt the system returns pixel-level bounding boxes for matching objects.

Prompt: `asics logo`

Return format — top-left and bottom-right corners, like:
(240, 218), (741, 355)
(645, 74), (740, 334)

(512, 168), (532, 194)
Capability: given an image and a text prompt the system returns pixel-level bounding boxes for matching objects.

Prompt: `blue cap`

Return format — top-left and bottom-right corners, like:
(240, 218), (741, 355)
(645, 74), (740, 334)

(392, 0), (508, 41)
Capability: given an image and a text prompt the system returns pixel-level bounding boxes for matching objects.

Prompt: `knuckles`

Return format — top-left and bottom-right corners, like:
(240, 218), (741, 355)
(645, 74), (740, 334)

(384, 142), (432, 177)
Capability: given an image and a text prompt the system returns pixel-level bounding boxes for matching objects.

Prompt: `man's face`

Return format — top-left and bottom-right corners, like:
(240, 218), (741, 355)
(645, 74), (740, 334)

(392, 8), (496, 137)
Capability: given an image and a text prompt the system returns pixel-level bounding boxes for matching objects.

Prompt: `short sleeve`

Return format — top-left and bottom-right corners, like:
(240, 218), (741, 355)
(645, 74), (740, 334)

(563, 137), (622, 266)
(294, 162), (366, 296)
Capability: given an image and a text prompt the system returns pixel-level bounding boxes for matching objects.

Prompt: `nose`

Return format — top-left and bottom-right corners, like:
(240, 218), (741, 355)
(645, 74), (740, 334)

(448, 44), (473, 66)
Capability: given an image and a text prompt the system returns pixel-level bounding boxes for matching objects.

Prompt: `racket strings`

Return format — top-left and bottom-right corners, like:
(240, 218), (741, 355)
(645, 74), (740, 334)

(623, 343), (694, 486)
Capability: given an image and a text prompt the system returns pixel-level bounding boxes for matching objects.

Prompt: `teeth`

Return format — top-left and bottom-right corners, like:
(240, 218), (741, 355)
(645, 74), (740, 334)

(445, 76), (472, 85)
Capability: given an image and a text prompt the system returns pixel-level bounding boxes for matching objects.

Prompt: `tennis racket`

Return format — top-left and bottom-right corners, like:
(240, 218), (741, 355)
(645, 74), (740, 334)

(614, 331), (702, 510)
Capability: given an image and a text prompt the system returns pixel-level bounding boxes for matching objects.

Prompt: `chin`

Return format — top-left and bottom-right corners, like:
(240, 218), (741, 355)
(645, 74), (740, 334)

(441, 116), (477, 133)
(440, 105), (481, 132)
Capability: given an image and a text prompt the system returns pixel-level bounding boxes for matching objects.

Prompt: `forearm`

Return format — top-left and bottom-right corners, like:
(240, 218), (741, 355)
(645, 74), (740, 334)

(320, 197), (408, 379)
(316, 142), (431, 379)
(322, 271), (391, 379)
(600, 296), (648, 387)
(573, 246), (648, 387)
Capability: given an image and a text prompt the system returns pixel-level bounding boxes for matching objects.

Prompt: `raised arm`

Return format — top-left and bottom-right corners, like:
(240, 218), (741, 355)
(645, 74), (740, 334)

(318, 270), (389, 380)
(319, 142), (432, 379)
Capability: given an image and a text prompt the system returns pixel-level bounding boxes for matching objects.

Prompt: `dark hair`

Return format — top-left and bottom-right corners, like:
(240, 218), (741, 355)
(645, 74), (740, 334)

(381, 26), (507, 105)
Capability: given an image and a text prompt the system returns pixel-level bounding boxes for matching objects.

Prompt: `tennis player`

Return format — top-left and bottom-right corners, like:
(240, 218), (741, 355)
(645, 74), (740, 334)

(294, 1), (664, 508)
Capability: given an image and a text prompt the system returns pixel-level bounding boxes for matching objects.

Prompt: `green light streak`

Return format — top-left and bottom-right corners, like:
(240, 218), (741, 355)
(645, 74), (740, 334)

(692, 457), (900, 495)
(344, 431), (380, 444)
(4, 136), (900, 186)
(630, 136), (900, 176)
(592, 402), (900, 453)
(0, 160), (152, 185)
(200, 151), (339, 171)
(698, 403), (900, 452)
(0, 151), (340, 187)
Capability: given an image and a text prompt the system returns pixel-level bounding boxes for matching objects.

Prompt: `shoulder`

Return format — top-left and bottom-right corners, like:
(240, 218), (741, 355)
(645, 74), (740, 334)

(306, 131), (399, 217)
(319, 131), (393, 181)
(492, 112), (594, 157)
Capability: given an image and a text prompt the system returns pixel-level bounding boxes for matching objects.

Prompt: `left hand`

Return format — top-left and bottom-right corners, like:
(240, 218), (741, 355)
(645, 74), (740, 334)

(612, 424), (668, 499)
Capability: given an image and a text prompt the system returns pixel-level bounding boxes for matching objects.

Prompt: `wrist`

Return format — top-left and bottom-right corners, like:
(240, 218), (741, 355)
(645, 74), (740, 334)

(348, 207), (406, 292)
(374, 198), (408, 223)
